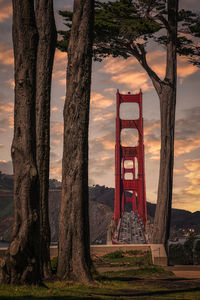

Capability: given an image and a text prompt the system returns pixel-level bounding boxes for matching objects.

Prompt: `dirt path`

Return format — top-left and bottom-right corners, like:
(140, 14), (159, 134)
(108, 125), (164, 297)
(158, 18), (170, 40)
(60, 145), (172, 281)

(96, 264), (200, 280)
(96, 265), (139, 273)
(164, 265), (200, 279)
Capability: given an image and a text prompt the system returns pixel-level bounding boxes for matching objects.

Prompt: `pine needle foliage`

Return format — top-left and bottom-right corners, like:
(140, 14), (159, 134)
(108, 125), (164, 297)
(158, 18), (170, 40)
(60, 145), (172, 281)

(57, 0), (200, 66)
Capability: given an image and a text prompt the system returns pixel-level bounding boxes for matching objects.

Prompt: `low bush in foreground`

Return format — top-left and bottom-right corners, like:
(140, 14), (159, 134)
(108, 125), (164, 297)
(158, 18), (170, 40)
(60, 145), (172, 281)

(94, 250), (152, 267)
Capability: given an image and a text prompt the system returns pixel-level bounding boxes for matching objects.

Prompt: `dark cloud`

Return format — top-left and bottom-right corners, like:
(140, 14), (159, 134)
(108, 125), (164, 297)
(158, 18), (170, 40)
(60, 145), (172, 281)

(175, 106), (200, 140)
(50, 121), (63, 149)
(0, 21), (12, 46)
(50, 151), (59, 160)
(90, 108), (115, 138)
(145, 133), (160, 142)
(180, 0), (200, 10)
(183, 106), (200, 122)
(89, 156), (114, 178)
(0, 118), (9, 129)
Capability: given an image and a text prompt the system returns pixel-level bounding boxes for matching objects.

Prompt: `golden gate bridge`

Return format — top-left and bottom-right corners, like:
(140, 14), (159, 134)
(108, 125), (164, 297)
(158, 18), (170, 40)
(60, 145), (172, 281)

(111, 90), (148, 244)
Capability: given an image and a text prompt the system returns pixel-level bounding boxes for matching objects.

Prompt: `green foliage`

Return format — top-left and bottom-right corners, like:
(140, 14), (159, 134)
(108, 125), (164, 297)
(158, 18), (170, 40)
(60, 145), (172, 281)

(58, 0), (161, 59)
(190, 20), (200, 38)
(51, 256), (58, 274)
(0, 195), (13, 220)
(124, 249), (142, 255)
(169, 243), (189, 265)
(57, 0), (200, 66)
(0, 172), (13, 190)
(95, 250), (152, 266)
(103, 250), (124, 259)
(194, 240), (200, 264)
(169, 234), (200, 265)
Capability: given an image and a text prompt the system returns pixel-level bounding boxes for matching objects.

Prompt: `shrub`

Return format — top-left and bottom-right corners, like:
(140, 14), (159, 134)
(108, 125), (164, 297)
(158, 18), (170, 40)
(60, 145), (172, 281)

(103, 251), (124, 259)
(194, 240), (200, 264)
(51, 256), (58, 274)
(169, 244), (189, 265)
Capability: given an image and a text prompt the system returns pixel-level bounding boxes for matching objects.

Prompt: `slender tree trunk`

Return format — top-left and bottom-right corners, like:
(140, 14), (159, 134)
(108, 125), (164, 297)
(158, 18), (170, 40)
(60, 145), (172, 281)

(57, 0), (94, 282)
(152, 85), (176, 245)
(0, 0), (41, 284)
(35, 0), (57, 279)
(152, 0), (178, 247)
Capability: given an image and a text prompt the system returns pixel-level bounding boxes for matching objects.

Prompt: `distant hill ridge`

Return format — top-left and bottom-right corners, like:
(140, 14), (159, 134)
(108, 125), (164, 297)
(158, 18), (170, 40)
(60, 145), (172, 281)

(0, 172), (199, 243)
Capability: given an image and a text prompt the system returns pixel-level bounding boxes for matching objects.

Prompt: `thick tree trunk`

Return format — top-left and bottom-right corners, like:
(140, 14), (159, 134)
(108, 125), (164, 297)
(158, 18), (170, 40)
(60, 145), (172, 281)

(35, 0), (57, 279)
(0, 0), (41, 284)
(57, 0), (94, 282)
(152, 0), (178, 247)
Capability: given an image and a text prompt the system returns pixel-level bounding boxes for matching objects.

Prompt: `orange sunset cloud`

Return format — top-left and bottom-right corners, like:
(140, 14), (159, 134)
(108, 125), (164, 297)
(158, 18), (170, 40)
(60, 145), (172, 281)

(170, 159), (200, 211)
(8, 115), (14, 128)
(51, 122), (63, 137)
(184, 159), (200, 195)
(0, 45), (14, 66)
(6, 79), (15, 89)
(54, 49), (67, 66)
(175, 139), (200, 157)
(51, 106), (59, 112)
(102, 139), (115, 150)
(52, 50), (67, 86)
(93, 112), (115, 122)
(0, 102), (14, 114)
(101, 57), (137, 74)
(145, 50), (198, 81)
(145, 138), (200, 161)
(50, 166), (62, 180)
(94, 135), (115, 151)
(112, 72), (150, 91)
(91, 92), (113, 109)
(101, 49), (198, 92)
(144, 121), (160, 136)
(0, 2), (12, 23)
(145, 140), (160, 160)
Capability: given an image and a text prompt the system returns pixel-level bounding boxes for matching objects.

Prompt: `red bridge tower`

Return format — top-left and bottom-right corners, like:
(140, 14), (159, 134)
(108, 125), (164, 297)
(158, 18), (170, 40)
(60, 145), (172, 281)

(114, 90), (147, 225)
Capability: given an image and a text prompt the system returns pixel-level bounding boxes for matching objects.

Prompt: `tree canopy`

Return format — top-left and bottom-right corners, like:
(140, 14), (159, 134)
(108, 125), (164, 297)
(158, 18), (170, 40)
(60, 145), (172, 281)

(58, 0), (200, 66)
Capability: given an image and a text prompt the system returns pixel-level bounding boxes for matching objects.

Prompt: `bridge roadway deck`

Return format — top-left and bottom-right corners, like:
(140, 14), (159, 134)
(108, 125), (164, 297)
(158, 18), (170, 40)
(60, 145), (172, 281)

(117, 211), (146, 244)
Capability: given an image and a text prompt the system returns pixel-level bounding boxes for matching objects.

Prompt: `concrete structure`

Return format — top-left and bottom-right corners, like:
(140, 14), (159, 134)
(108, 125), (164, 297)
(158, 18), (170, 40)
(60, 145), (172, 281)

(0, 244), (167, 266)
(49, 244), (167, 266)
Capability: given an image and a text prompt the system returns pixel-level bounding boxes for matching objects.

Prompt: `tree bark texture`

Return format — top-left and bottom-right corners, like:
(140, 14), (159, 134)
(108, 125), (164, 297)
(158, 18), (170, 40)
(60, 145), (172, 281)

(57, 0), (94, 282)
(0, 0), (41, 284)
(35, 0), (57, 279)
(0, 0), (56, 284)
(152, 0), (178, 246)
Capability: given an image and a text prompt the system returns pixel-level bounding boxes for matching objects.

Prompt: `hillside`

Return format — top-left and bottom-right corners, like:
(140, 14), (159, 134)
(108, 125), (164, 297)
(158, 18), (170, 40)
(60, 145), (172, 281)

(0, 174), (199, 243)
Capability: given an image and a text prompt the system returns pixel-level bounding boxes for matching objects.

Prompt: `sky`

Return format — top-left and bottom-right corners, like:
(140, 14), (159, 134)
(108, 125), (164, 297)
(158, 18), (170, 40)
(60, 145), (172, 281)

(0, 0), (199, 212)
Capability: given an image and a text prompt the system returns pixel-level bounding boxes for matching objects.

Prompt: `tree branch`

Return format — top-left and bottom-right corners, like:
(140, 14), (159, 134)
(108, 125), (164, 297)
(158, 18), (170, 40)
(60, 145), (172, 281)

(130, 42), (163, 94)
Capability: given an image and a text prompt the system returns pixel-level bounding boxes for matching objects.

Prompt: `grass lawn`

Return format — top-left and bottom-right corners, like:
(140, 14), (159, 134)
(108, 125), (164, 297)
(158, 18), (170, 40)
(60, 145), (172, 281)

(0, 251), (200, 299)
